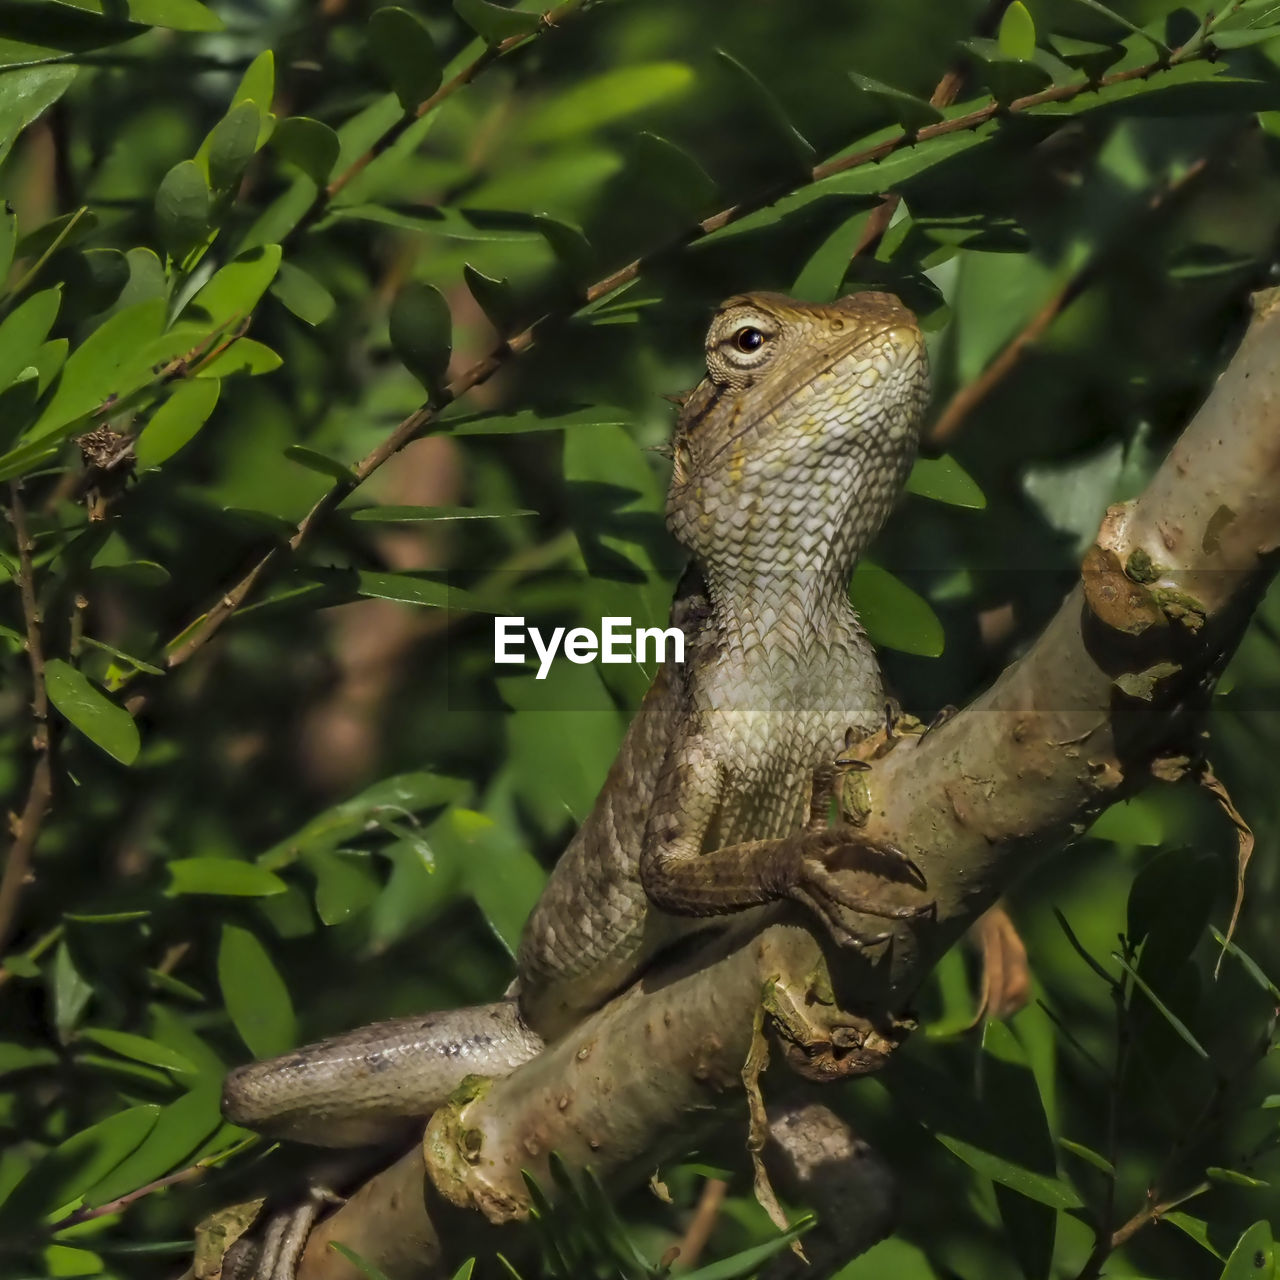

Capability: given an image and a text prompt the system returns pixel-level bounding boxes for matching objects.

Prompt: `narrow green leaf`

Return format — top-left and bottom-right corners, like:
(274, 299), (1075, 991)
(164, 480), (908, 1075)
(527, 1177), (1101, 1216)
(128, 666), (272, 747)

(185, 244), (282, 330)
(0, 286), (61, 393)
(155, 160), (210, 258)
(1112, 953), (1209, 1059)
(284, 444), (355, 484)
(0, 1042), (57, 1073)
(355, 571), (454, 609)
(369, 7), (442, 112)
(48, 0), (222, 30)
(850, 561), (944, 657)
(217, 924), (296, 1059)
(716, 49), (815, 179)
(270, 262), (334, 327)
(166, 857), (286, 898)
(206, 102), (262, 191)
(1164, 1212), (1228, 1261)
(0, 65), (77, 167)
(0, 1106), (159, 1226)
(848, 71), (942, 132)
(307, 850), (380, 926)
(1062, 0), (1171, 55)
(1207, 1167), (1270, 1189)
(388, 281), (451, 394)
(135, 378), (219, 469)
(935, 1135), (1084, 1209)
(905, 454), (987, 508)
(450, 1262), (476, 1280)
(349, 504), (533, 522)
(270, 117), (339, 186)
(1053, 908), (1117, 988)
(463, 263), (515, 333)
(329, 1243), (394, 1280)
(446, 405), (629, 435)
(1210, 25), (1280, 47)
(452, 0), (540, 45)
(1057, 1137), (1114, 1175)
(84, 1082), (221, 1207)
(196, 338), (281, 378)
(998, 1), (1037, 60)
(1220, 1221), (1274, 1278)
(0, 436), (59, 483)
(44, 659), (139, 765)
(77, 1028), (195, 1075)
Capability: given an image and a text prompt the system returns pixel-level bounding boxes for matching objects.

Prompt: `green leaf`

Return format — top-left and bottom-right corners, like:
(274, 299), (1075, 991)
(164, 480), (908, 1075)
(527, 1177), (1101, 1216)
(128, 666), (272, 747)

(533, 215), (593, 287)
(446, 405), (629, 435)
(166, 857), (287, 898)
(270, 117), (339, 186)
(1220, 1221), (1275, 1278)
(998, 1), (1037, 61)
(369, 7), (442, 112)
(217, 924), (296, 1059)
(0, 65), (77, 167)
(355, 571), (458, 610)
(155, 160), (210, 258)
(1165, 1212), (1228, 1261)
(284, 444), (355, 484)
(1211, 24), (1280, 47)
(0, 1105), (159, 1226)
(1112, 953), (1209, 1059)
(77, 1028), (196, 1075)
(185, 244), (282, 330)
(433, 809), (545, 955)
(848, 71), (942, 132)
(0, 1042), (57, 1074)
(206, 102), (262, 191)
(1057, 1137), (1114, 1175)
(84, 1082), (221, 1207)
(1210, 927), (1280, 1001)
(259, 771), (465, 869)
(625, 132), (717, 222)
(307, 850), (380, 926)
(29, 296), (167, 439)
(935, 1135), (1084, 1209)
(349, 504), (533, 522)
(232, 50), (274, 126)
(850, 561), (944, 657)
(715, 49), (815, 179)
(463, 263), (515, 333)
(388, 281), (451, 394)
(452, 0), (540, 45)
(905, 454), (987, 508)
(44, 659), (139, 765)
(47, 0), (222, 30)
(519, 63), (694, 143)
(270, 261), (334, 327)
(1061, 0), (1171, 55)
(1207, 1167), (1271, 1189)
(0, 286), (61, 393)
(43, 1244), (101, 1275)
(329, 1243), (394, 1280)
(51, 940), (93, 1042)
(0, 203), (15, 279)
(1087, 795), (1163, 845)
(196, 338), (281, 378)
(135, 378), (220, 468)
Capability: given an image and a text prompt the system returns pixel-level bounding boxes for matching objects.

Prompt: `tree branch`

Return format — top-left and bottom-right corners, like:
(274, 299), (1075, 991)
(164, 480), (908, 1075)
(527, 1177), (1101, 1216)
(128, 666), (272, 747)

(286, 291), (1280, 1279)
(0, 482), (53, 955)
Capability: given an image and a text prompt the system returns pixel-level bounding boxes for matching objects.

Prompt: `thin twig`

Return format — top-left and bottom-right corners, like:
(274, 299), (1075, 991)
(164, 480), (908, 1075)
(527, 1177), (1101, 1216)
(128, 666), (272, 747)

(0, 483), (54, 954)
(851, 0), (1013, 259)
(162, 50), (1207, 674)
(928, 151), (1214, 446)
(51, 1160), (209, 1231)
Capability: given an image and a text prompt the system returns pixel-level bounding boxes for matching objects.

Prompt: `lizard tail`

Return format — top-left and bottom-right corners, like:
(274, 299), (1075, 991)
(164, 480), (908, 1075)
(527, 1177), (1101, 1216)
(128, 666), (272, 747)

(221, 999), (544, 1147)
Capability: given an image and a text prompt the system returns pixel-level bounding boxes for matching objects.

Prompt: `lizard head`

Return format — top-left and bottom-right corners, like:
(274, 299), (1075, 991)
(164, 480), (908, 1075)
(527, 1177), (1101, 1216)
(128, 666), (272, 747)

(665, 290), (929, 579)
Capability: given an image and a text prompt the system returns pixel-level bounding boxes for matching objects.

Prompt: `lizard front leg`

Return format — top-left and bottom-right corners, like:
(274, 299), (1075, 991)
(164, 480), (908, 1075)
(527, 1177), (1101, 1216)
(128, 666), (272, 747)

(638, 740), (932, 950)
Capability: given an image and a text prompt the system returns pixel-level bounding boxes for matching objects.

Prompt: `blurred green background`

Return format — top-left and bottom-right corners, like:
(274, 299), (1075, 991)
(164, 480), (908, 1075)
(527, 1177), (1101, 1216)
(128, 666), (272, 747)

(0, 0), (1279, 1275)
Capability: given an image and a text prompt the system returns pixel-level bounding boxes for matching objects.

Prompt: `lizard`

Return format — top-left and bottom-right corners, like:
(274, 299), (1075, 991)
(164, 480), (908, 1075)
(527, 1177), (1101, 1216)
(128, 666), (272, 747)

(218, 289), (932, 1273)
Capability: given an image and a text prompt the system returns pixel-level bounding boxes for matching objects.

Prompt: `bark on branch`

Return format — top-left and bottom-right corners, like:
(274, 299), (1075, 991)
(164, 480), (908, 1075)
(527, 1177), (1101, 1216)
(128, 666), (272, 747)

(292, 289), (1280, 1280)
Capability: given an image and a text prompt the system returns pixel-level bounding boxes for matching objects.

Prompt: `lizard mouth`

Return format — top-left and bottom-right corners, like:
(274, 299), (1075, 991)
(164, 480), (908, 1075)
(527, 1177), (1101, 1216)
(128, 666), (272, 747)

(699, 319), (926, 470)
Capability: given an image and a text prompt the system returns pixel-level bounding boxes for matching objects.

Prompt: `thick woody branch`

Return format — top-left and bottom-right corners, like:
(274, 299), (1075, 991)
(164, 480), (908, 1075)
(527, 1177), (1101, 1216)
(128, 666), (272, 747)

(289, 292), (1280, 1280)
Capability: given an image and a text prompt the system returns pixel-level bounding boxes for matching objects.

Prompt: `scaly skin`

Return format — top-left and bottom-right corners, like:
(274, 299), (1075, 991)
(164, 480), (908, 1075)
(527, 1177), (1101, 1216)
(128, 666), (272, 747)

(221, 290), (930, 1152)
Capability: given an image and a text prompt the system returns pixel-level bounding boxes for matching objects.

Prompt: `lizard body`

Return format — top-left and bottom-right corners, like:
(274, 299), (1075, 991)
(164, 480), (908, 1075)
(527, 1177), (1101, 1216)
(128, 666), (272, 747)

(222, 290), (930, 1149)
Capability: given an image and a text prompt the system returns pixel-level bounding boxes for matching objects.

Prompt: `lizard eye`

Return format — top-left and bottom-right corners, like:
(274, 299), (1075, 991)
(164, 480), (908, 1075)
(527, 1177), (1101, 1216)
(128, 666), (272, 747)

(733, 326), (765, 353)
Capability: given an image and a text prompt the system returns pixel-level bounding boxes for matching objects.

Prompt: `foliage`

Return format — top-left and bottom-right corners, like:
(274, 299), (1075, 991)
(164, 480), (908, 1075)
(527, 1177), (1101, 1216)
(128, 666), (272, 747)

(0, 0), (1278, 1277)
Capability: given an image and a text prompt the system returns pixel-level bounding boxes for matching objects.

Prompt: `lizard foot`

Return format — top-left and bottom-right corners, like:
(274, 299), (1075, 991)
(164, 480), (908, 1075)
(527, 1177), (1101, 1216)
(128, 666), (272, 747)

(221, 1186), (342, 1280)
(785, 828), (934, 951)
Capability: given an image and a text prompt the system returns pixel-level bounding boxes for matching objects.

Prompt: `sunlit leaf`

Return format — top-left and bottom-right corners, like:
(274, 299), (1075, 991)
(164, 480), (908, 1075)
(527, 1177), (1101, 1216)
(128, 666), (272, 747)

(850, 561), (944, 657)
(77, 1028), (196, 1075)
(452, 0), (540, 45)
(270, 117), (339, 186)
(135, 378), (220, 468)
(998, 1), (1038, 61)
(270, 262), (334, 327)
(0, 64), (77, 166)
(0, 286), (61, 393)
(166, 858), (287, 897)
(935, 1135), (1083, 1209)
(905, 454), (987, 508)
(185, 244), (282, 329)
(44, 659), (140, 765)
(1219, 1220), (1274, 1278)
